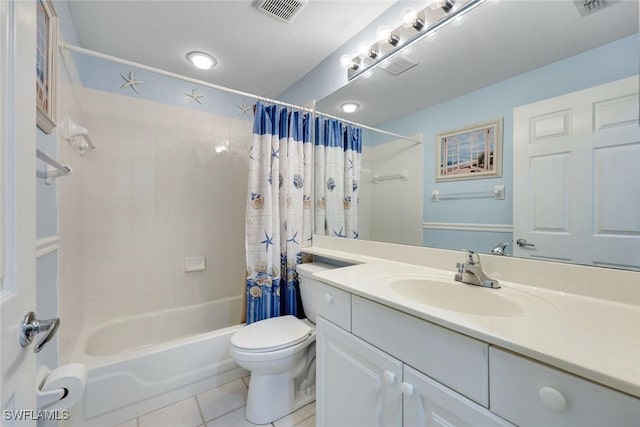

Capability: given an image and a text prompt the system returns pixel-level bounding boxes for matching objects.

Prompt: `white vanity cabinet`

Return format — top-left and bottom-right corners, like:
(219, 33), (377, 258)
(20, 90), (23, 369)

(489, 348), (640, 427)
(315, 281), (640, 427)
(316, 284), (510, 427)
(316, 317), (403, 427)
(402, 365), (513, 427)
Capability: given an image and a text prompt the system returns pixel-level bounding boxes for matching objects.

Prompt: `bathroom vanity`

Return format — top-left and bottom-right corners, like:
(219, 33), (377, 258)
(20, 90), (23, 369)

(304, 237), (640, 427)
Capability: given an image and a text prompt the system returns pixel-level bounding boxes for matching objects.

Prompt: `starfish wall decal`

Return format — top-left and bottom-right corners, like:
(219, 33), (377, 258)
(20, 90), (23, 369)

(185, 88), (204, 105)
(236, 100), (252, 116)
(120, 72), (143, 94)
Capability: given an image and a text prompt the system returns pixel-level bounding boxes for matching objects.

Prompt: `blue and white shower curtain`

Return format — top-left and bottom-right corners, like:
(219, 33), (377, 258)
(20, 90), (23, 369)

(245, 102), (313, 324)
(314, 117), (362, 239)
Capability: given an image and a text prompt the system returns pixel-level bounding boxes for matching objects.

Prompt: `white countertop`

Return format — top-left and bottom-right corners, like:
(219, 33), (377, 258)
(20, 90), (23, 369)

(304, 247), (640, 399)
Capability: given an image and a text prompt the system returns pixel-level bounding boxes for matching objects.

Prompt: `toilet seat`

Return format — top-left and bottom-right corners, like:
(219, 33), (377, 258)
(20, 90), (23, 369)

(231, 315), (312, 353)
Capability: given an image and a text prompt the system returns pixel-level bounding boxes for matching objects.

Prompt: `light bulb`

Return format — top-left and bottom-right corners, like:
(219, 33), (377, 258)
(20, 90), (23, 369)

(340, 54), (353, 68)
(377, 26), (391, 43)
(402, 7), (425, 31)
(186, 51), (217, 70)
(340, 102), (360, 113)
(358, 43), (369, 57)
(377, 26), (400, 46)
(402, 8), (418, 27)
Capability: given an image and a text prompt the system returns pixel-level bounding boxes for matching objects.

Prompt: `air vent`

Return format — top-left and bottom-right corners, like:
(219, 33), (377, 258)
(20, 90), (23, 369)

(252, 0), (308, 23)
(379, 56), (418, 76)
(573, 0), (617, 17)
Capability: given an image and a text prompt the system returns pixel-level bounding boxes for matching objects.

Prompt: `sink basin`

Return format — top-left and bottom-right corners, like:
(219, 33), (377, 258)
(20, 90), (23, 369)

(389, 278), (525, 317)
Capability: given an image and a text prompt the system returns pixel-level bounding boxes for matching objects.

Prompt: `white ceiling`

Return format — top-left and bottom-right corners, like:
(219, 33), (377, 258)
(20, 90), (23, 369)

(317, 0), (639, 126)
(68, 0), (395, 98)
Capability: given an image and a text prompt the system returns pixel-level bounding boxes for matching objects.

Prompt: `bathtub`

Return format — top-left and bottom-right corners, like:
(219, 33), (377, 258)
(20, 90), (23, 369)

(67, 296), (247, 427)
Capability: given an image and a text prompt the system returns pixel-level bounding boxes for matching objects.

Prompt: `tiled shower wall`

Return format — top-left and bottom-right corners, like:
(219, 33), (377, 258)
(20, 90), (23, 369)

(56, 54), (88, 364)
(76, 88), (251, 325)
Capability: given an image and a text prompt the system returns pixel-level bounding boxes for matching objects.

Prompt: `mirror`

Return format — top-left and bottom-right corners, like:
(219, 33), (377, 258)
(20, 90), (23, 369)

(316, 0), (640, 270)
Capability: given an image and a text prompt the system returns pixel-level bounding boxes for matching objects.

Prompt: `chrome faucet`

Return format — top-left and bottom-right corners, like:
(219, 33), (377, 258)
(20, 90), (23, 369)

(455, 250), (500, 289)
(490, 241), (510, 256)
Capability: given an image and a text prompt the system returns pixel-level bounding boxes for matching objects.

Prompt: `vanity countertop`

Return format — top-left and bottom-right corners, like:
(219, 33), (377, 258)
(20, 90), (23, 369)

(303, 246), (640, 399)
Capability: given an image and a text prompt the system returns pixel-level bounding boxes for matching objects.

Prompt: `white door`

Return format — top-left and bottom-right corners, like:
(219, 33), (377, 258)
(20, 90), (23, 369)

(513, 76), (640, 269)
(402, 365), (514, 427)
(1, 1), (38, 425)
(316, 317), (402, 427)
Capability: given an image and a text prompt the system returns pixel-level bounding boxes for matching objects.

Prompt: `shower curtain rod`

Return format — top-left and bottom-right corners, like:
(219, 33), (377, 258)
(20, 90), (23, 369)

(59, 42), (422, 145)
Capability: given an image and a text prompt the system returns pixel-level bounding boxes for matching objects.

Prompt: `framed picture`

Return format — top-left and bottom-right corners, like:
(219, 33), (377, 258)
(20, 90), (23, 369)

(435, 118), (503, 182)
(36, 0), (57, 134)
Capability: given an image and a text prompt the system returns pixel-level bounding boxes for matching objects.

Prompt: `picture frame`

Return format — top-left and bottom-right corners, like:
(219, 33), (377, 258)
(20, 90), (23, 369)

(435, 118), (503, 182)
(36, 0), (57, 134)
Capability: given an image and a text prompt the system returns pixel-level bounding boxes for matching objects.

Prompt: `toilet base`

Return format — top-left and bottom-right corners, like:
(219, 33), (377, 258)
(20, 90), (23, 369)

(244, 371), (315, 425)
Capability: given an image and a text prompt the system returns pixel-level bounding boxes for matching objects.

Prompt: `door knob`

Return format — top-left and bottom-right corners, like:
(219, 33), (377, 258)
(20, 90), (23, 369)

(516, 238), (535, 248)
(20, 311), (60, 353)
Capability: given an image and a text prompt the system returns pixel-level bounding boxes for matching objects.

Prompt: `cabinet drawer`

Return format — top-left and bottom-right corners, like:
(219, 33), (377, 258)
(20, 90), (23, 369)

(316, 282), (351, 331)
(490, 347), (640, 427)
(352, 296), (489, 406)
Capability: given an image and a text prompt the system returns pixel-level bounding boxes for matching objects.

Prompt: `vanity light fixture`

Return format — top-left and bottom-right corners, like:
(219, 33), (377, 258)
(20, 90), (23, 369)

(340, 54), (360, 71)
(377, 26), (400, 47)
(186, 51), (217, 70)
(402, 8), (425, 31)
(439, 0), (456, 13)
(340, 0), (486, 80)
(340, 102), (360, 113)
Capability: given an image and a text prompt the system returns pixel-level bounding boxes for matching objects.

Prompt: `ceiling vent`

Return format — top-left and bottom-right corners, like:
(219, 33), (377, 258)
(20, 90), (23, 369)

(573, 0), (618, 17)
(252, 0), (308, 23)
(379, 55), (418, 76)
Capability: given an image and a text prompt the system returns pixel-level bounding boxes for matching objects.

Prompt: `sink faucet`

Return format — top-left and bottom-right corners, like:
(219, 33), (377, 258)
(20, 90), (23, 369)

(455, 250), (500, 289)
(490, 241), (510, 256)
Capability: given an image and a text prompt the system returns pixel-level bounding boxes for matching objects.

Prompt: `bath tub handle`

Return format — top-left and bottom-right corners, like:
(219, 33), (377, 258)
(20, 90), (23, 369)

(20, 311), (61, 353)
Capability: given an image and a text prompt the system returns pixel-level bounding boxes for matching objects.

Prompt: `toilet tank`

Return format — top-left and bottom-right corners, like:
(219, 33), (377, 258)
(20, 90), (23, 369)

(296, 262), (338, 323)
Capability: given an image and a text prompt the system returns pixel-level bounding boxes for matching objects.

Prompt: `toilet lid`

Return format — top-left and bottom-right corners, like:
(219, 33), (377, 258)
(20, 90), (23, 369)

(231, 315), (312, 352)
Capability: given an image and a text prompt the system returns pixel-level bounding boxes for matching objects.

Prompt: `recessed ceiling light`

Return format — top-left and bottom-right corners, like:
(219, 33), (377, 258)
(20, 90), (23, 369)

(340, 102), (360, 113)
(187, 51), (217, 70)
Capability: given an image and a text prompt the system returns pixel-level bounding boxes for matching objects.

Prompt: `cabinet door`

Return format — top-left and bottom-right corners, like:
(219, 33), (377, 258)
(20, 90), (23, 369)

(403, 365), (514, 427)
(316, 317), (402, 427)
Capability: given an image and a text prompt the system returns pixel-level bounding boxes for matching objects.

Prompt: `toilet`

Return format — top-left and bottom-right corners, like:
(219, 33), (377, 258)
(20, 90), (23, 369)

(229, 262), (336, 425)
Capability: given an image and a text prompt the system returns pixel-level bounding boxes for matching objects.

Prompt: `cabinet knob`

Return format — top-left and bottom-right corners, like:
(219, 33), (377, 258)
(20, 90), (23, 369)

(324, 293), (333, 303)
(539, 386), (567, 411)
(401, 382), (414, 397)
(383, 370), (395, 384)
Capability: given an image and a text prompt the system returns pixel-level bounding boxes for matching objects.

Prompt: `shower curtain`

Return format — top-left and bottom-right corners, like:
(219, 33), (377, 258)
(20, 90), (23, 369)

(314, 116), (362, 239)
(245, 102), (313, 324)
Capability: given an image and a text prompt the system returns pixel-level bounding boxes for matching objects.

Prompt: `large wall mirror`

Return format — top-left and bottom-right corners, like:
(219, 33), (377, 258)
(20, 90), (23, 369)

(316, 0), (640, 271)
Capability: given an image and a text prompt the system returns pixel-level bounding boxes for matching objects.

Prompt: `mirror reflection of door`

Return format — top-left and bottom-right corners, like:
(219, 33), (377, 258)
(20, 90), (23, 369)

(513, 76), (640, 270)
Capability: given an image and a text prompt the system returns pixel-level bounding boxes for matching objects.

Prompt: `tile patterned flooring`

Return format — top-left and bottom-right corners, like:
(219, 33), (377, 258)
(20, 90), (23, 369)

(113, 377), (316, 427)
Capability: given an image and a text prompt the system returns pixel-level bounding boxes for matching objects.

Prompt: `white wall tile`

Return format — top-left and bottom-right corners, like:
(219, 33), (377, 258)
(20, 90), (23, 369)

(63, 88), (251, 324)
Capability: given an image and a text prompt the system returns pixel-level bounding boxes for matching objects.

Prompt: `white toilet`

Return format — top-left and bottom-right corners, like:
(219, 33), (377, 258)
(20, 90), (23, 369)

(229, 262), (336, 425)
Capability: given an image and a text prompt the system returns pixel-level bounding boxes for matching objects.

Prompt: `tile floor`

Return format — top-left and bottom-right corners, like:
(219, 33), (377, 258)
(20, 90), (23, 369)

(113, 377), (316, 427)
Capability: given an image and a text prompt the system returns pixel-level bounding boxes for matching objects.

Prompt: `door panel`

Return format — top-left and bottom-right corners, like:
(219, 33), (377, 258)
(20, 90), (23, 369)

(316, 317), (402, 427)
(1, 1), (38, 425)
(513, 76), (640, 269)
(403, 365), (513, 427)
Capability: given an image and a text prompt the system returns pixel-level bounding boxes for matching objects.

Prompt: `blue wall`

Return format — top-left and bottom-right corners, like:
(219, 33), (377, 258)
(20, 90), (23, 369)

(75, 53), (254, 122)
(369, 35), (638, 252)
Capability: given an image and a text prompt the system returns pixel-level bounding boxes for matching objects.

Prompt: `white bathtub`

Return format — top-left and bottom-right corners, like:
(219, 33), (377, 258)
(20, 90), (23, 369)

(67, 296), (247, 427)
